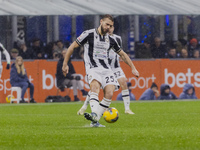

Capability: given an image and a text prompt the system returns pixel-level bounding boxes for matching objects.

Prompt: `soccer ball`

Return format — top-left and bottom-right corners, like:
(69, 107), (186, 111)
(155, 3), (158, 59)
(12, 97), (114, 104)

(6, 95), (14, 103)
(103, 107), (119, 123)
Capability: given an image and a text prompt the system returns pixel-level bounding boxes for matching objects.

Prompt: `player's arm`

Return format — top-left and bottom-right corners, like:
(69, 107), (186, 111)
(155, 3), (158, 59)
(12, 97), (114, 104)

(118, 50), (139, 77)
(62, 41), (79, 75)
(0, 43), (11, 69)
(110, 36), (139, 77)
(63, 30), (89, 75)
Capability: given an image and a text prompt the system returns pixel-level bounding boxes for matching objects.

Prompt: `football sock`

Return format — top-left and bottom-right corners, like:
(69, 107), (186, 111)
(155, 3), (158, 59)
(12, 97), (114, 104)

(89, 92), (99, 114)
(81, 91), (90, 109)
(97, 97), (111, 120)
(122, 89), (130, 111)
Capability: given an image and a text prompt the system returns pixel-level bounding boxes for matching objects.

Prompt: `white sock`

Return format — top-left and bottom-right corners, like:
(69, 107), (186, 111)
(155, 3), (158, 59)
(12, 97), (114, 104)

(97, 97), (111, 121)
(89, 92), (99, 114)
(122, 89), (130, 111)
(81, 91), (91, 109)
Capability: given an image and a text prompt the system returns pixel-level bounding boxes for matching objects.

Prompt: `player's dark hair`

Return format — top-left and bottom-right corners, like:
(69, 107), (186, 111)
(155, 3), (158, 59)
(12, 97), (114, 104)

(101, 14), (114, 22)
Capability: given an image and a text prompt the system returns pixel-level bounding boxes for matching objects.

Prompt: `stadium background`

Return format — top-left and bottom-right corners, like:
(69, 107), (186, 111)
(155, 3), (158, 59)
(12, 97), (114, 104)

(1, 59), (200, 103)
(1, 0), (200, 58)
(1, 0), (200, 102)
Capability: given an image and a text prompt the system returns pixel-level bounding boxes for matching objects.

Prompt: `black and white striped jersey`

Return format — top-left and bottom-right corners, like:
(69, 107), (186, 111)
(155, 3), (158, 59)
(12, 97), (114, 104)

(0, 43), (5, 66)
(76, 28), (121, 72)
(0, 43), (11, 66)
(108, 34), (122, 69)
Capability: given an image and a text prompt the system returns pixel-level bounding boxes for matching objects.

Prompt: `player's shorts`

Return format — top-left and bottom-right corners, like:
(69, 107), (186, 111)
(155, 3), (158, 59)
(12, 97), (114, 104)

(112, 67), (126, 80)
(0, 65), (2, 78)
(87, 68), (119, 91)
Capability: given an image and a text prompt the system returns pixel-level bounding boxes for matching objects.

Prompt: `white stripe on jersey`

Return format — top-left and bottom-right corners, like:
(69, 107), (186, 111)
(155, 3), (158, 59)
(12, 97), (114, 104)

(76, 28), (121, 74)
(108, 34), (122, 69)
(0, 43), (3, 66)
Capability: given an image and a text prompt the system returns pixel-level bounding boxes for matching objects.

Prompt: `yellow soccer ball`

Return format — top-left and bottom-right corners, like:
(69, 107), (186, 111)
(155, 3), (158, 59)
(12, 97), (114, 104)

(6, 95), (14, 103)
(103, 107), (119, 123)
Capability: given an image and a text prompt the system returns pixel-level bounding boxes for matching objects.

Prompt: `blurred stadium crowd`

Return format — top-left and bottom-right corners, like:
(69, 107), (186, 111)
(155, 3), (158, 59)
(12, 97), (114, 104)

(1, 15), (200, 61)
(7, 36), (200, 61)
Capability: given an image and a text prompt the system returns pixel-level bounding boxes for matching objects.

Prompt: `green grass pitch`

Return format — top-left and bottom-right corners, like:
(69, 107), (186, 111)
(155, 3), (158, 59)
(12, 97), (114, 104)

(0, 100), (200, 150)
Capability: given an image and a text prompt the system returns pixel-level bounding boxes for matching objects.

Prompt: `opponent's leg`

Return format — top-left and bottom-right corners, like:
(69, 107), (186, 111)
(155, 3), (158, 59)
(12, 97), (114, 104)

(77, 91), (90, 115)
(118, 77), (134, 114)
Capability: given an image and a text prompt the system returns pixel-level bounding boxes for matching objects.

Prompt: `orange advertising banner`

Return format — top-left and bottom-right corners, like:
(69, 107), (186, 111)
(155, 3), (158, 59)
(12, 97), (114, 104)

(119, 59), (161, 100)
(0, 59), (199, 103)
(160, 59), (200, 98)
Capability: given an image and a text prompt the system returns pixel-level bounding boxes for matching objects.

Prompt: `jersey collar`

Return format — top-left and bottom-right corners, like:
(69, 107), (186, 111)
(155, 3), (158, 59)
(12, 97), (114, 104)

(95, 28), (108, 36)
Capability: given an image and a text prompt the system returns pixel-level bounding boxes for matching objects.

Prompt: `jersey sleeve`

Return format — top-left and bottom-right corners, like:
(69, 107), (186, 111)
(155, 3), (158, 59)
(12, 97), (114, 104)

(118, 36), (123, 48)
(76, 30), (89, 46)
(0, 43), (4, 52)
(3, 49), (11, 64)
(116, 36), (123, 48)
(0, 43), (11, 64)
(109, 37), (121, 53)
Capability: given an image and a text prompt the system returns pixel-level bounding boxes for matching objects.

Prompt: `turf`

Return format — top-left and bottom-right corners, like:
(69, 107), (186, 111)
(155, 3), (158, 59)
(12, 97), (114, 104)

(0, 100), (200, 150)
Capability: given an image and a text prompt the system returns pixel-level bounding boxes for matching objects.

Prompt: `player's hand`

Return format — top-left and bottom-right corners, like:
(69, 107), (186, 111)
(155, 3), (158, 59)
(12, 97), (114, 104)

(6, 64), (10, 70)
(62, 65), (69, 77)
(132, 69), (139, 77)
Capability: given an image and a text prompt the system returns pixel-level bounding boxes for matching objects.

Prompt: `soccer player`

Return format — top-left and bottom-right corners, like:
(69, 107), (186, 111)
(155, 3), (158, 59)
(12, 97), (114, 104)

(0, 43), (11, 78)
(62, 14), (139, 127)
(77, 26), (135, 115)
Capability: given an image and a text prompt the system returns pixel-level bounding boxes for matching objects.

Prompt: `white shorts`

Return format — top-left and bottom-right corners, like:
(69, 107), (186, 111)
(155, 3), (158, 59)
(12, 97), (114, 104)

(112, 67), (126, 80)
(0, 65), (2, 78)
(87, 68), (119, 91)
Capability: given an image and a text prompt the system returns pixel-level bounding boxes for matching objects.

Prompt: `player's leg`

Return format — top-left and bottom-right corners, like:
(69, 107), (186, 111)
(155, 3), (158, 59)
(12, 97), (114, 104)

(83, 70), (107, 127)
(88, 80), (101, 114)
(77, 91), (90, 115)
(95, 70), (119, 121)
(84, 79), (101, 123)
(89, 84), (115, 128)
(114, 67), (134, 114)
(117, 77), (134, 114)
(96, 84), (115, 120)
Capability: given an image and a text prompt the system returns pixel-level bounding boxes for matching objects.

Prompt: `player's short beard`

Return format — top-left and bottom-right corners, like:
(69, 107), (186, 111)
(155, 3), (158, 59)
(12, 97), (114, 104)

(100, 25), (108, 35)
